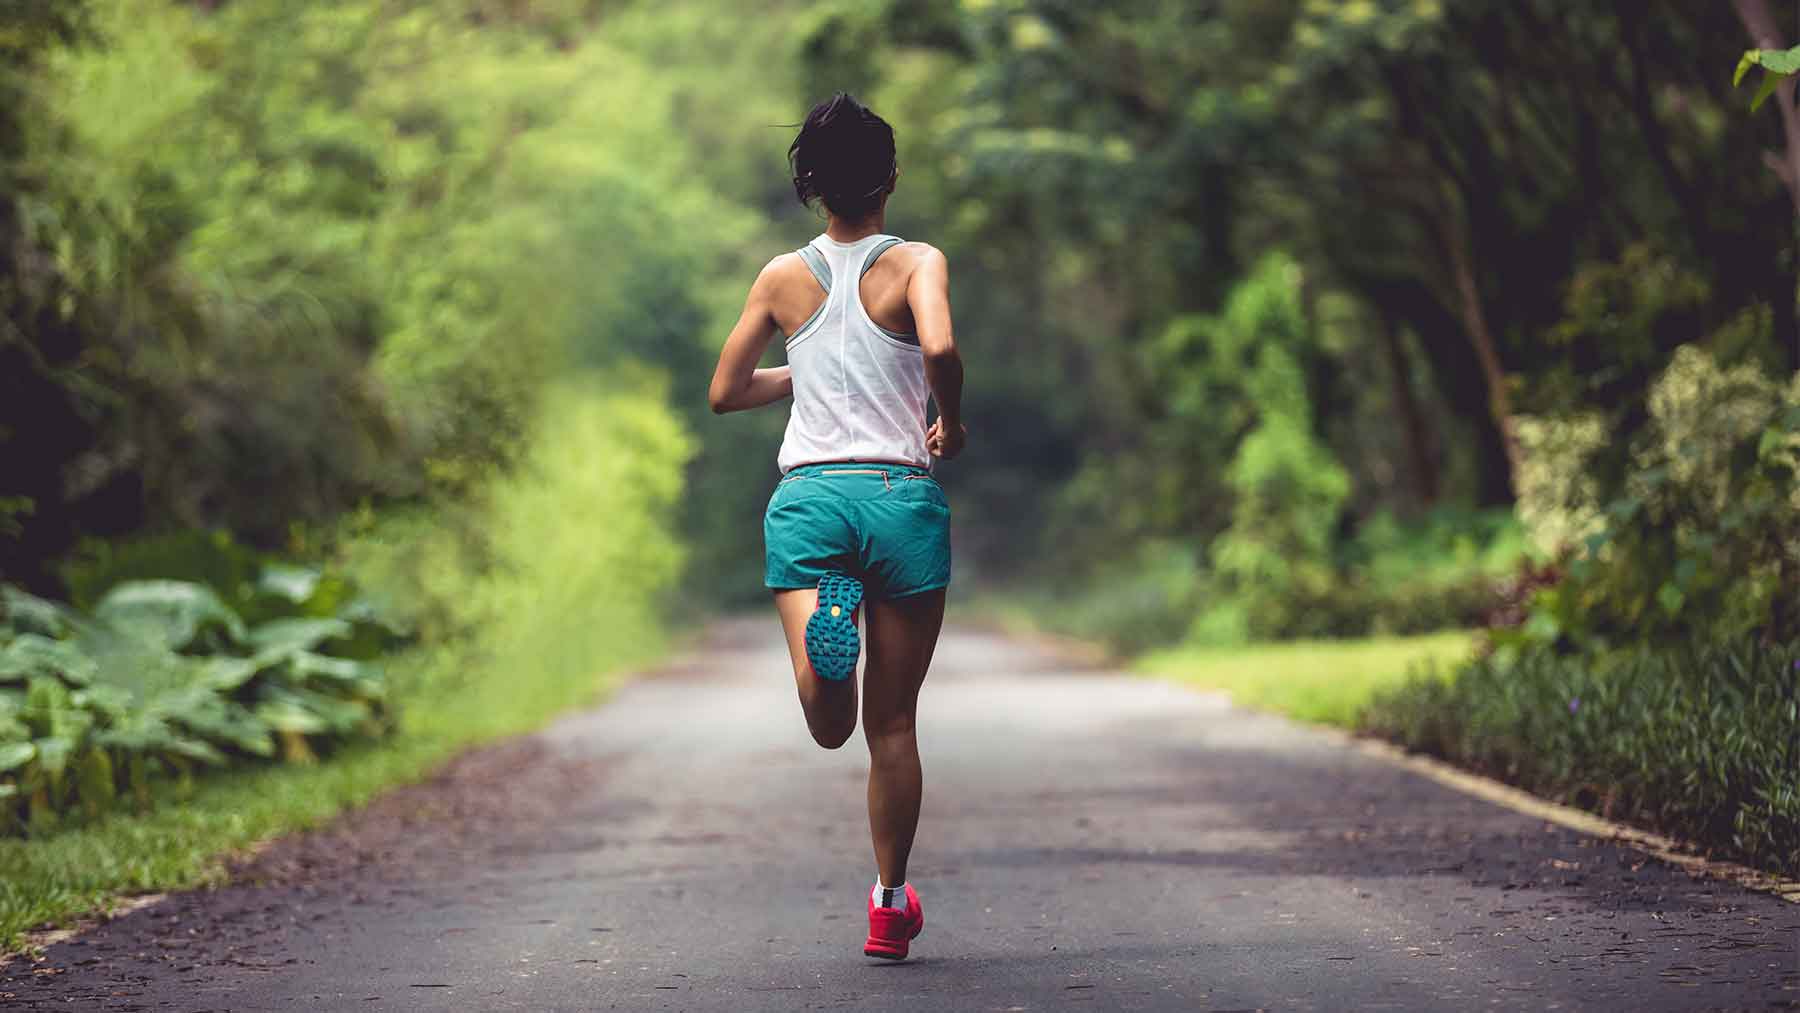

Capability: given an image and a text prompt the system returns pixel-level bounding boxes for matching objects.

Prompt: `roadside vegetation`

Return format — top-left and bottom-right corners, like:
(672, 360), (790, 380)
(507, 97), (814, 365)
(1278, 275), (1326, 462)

(0, 0), (739, 947)
(1140, 633), (1473, 729)
(1362, 350), (1800, 876)
(0, 383), (690, 946)
(1, 570), (401, 827)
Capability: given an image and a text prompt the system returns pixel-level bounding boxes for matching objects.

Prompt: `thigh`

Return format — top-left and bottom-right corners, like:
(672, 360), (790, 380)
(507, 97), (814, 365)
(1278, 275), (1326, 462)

(773, 588), (824, 679)
(773, 588), (859, 745)
(861, 589), (946, 735)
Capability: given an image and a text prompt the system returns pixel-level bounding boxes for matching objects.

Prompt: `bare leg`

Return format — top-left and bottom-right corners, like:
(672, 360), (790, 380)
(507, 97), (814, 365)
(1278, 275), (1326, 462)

(773, 589), (858, 749)
(861, 589), (946, 887)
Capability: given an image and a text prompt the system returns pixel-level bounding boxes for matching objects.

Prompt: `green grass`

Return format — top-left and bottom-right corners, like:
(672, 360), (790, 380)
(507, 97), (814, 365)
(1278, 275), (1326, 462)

(1138, 631), (1477, 728)
(0, 732), (450, 948)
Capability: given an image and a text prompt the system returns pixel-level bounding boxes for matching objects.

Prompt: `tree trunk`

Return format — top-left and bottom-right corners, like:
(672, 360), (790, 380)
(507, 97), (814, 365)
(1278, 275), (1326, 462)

(1440, 218), (1522, 497)
(1377, 312), (1439, 509)
(1733, 0), (1800, 365)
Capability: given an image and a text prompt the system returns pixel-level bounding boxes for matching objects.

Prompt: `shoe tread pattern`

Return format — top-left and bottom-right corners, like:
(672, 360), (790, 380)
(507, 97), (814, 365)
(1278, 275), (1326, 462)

(804, 573), (863, 682)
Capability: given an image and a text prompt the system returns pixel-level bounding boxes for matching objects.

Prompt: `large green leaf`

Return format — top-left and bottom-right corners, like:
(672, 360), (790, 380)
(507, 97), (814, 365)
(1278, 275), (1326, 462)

(33, 736), (74, 778)
(156, 686), (273, 757)
(252, 697), (329, 735)
(247, 617), (350, 655)
(76, 624), (229, 704)
(1753, 70), (1786, 112)
(172, 698), (274, 757)
(162, 736), (228, 766)
(93, 580), (248, 651)
(256, 685), (369, 735)
(93, 712), (225, 765)
(1, 586), (74, 638)
(199, 655), (261, 692)
(1736, 46), (1800, 111)
(286, 651), (385, 699)
(256, 565), (321, 605)
(72, 684), (132, 721)
(0, 693), (29, 742)
(0, 635), (97, 686)
(1752, 45), (1800, 76)
(0, 741), (36, 772)
(23, 677), (91, 741)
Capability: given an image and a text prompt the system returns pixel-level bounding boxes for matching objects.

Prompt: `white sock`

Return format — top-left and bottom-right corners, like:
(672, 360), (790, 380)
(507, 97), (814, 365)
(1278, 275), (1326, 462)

(872, 879), (908, 910)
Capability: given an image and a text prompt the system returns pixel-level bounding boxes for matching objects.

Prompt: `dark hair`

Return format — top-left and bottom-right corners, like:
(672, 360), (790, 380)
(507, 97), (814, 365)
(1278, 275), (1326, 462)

(788, 93), (896, 220)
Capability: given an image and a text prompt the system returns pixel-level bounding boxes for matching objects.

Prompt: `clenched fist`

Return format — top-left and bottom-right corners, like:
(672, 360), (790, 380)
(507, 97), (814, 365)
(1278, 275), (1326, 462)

(926, 418), (966, 460)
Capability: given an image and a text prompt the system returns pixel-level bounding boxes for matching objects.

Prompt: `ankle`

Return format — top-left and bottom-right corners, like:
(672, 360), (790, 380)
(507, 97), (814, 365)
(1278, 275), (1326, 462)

(871, 878), (910, 909)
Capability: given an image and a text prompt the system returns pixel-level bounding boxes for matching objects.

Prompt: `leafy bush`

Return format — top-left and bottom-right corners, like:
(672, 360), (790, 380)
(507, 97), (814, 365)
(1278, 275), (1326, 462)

(1011, 541), (1207, 652)
(0, 378), (690, 944)
(342, 378), (693, 739)
(1510, 347), (1800, 651)
(58, 532), (265, 614)
(1255, 507), (1534, 640)
(1361, 637), (1800, 876)
(985, 507), (1521, 651)
(1275, 574), (1501, 640)
(1359, 349), (1800, 879)
(1185, 255), (1352, 643)
(0, 566), (404, 834)
(1343, 507), (1530, 589)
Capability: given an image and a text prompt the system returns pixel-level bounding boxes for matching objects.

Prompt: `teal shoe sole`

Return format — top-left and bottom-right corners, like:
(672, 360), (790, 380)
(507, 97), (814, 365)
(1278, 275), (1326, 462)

(805, 573), (863, 682)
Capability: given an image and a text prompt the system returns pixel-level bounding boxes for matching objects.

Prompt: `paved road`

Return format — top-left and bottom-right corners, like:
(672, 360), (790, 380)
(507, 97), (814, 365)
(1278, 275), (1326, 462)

(7, 621), (1799, 1011)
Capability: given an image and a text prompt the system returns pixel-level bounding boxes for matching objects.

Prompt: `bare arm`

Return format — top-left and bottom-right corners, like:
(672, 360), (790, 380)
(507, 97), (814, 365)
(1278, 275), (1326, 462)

(708, 260), (794, 414)
(907, 246), (966, 458)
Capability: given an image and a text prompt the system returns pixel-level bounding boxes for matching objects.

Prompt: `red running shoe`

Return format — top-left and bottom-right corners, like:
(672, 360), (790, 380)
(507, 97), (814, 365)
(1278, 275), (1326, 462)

(864, 883), (925, 960)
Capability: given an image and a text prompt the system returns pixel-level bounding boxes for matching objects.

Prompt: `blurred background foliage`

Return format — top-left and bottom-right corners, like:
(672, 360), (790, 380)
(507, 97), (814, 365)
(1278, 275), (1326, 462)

(0, 0), (1796, 873)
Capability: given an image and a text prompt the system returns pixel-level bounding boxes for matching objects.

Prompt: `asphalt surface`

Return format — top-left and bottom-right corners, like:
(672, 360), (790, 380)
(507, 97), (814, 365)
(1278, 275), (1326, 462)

(5, 620), (1798, 1011)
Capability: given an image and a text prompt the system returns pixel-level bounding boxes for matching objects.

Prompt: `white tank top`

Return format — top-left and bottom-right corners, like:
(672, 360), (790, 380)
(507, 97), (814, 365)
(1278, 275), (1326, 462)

(777, 233), (931, 473)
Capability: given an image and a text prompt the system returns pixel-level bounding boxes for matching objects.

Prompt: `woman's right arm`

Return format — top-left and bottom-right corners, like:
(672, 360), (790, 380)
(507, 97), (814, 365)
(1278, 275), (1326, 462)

(708, 260), (794, 414)
(907, 245), (966, 459)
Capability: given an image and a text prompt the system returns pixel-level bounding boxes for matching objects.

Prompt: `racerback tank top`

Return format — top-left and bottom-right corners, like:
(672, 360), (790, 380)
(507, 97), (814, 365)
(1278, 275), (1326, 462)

(776, 233), (931, 473)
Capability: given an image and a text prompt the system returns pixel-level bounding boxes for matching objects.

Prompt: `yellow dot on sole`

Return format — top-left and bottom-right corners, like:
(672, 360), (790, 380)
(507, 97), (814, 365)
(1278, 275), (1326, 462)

(830, 605), (842, 617)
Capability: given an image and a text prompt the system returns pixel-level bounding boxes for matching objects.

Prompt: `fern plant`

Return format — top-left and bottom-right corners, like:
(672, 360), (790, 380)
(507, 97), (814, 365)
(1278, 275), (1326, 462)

(0, 564), (403, 833)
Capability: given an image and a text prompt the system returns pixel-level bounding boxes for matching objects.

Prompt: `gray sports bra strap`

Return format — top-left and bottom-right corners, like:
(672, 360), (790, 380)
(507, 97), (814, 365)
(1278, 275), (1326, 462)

(860, 237), (917, 343)
(860, 237), (903, 277)
(797, 245), (832, 292)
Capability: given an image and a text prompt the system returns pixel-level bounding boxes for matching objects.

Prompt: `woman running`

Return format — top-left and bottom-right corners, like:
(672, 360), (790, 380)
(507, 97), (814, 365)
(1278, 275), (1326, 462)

(707, 93), (965, 961)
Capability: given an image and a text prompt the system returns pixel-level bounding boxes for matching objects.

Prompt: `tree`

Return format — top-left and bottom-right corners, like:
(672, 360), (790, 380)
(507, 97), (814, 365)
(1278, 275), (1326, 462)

(1731, 0), (1800, 370)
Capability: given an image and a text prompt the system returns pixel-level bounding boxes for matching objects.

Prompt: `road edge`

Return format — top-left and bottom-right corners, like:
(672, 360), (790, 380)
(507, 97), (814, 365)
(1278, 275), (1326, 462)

(1333, 729), (1800, 905)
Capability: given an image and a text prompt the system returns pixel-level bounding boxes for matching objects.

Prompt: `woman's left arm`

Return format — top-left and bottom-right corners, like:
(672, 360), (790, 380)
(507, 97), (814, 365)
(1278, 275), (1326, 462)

(708, 260), (794, 414)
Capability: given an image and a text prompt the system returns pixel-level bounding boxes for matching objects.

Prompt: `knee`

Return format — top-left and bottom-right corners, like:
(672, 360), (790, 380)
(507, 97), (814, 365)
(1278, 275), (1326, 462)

(809, 720), (855, 750)
(863, 714), (915, 753)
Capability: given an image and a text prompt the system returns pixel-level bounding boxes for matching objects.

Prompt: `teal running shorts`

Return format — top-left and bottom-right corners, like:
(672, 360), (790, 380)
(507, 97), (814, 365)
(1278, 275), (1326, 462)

(763, 463), (951, 599)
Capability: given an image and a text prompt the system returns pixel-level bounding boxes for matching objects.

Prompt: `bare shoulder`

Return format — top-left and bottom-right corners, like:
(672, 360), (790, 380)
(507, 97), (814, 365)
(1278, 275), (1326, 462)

(900, 242), (948, 288)
(750, 251), (816, 297)
(756, 251), (809, 284)
(900, 241), (946, 267)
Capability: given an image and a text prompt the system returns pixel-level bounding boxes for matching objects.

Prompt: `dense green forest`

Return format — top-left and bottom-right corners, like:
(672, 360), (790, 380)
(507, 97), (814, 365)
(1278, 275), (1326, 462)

(805, 1), (1800, 640)
(1, 0), (1798, 912)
